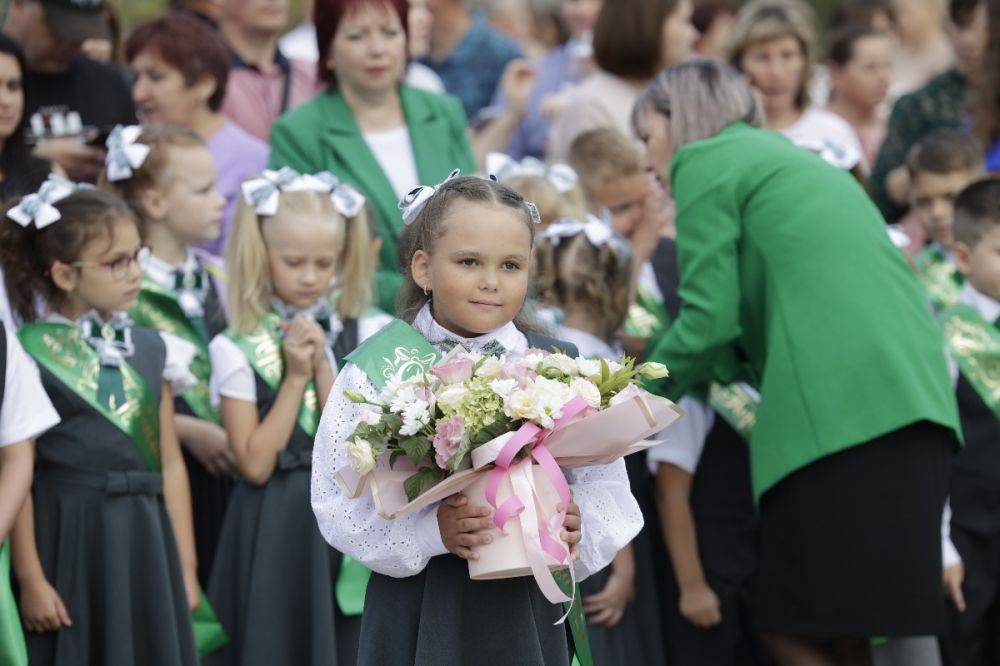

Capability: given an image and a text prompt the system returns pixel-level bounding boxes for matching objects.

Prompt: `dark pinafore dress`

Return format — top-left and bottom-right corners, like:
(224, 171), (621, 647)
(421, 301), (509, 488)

(357, 333), (582, 666)
(206, 321), (362, 666)
(26, 327), (198, 666)
(174, 279), (232, 588)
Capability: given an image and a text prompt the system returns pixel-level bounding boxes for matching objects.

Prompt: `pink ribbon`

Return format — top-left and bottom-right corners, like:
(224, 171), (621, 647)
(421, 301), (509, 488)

(485, 396), (588, 536)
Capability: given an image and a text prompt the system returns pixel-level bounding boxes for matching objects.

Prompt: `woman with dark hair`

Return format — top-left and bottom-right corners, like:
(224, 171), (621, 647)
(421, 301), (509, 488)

(125, 12), (269, 254)
(632, 59), (960, 665)
(268, 0), (476, 313)
(0, 34), (49, 203)
(546, 0), (697, 162)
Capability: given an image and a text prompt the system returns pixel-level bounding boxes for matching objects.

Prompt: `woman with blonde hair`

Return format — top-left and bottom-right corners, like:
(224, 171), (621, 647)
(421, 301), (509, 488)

(632, 59), (960, 665)
(726, 0), (866, 171)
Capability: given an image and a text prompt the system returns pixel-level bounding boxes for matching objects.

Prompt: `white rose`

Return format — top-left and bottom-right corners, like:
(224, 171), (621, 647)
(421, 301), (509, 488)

(347, 438), (376, 475)
(437, 384), (470, 412)
(569, 377), (602, 409)
(505, 388), (539, 421)
(360, 410), (382, 426)
(541, 353), (578, 376)
(575, 358), (601, 378)
(475, 356), (504, 379)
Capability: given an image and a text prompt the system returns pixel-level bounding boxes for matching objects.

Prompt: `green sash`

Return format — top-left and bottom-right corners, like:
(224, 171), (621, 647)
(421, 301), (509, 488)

(348, 321), (593, 662)
(939, 304), (1000, 419)
(0, 539), (26, 666)
(915, 246), (964, 312)
(623, 287), (670, 338)
(130, 277), (220, 425)
(17, 323), (227, 656)
(345, 319), (441, 390)
(225, 313), (320, 437)
(19, 323), (162, 472)
(708, 382), (760, 441)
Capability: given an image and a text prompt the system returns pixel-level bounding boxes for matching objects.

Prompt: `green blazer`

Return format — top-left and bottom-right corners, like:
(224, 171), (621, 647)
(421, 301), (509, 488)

(647, 123), (960, 501)
(268, 86), (477, 313)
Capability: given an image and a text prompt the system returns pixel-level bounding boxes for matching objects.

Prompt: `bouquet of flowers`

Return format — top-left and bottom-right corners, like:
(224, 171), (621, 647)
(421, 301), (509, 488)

(336, 347), (684, 606)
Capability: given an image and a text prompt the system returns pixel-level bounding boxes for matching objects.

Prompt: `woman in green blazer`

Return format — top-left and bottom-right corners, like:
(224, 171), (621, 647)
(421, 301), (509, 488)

(268, 0), (476, 313)
(632, 60), (961, 663)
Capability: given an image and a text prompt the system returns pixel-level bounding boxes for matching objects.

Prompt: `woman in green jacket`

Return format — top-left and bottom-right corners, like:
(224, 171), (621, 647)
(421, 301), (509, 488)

(268, 0), (476, 313)
(632, 60), (961, 664)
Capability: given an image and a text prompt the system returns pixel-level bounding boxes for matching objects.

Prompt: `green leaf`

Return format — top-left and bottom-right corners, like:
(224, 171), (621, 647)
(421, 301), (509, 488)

(403, 466), (445, 502)
(446, 435), (472, 472)
(400, 435), (432, 464)
(382, 413), (403, 433)
(389, 450), (405, 469)
(600, 358), (610, 384)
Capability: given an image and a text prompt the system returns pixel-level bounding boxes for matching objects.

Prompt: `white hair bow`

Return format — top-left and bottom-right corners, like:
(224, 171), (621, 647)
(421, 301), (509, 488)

(485, 152), (579, 194)
(7, 175), (80, 229)
(104, 125), (151, 182)
(314, 172), (367, 219)
(241, 167), (308, 216)
(398, 168), (462, 225)
(545, 214), (632, 267)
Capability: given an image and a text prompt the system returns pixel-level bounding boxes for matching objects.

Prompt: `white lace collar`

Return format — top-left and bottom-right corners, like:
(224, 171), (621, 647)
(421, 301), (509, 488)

(412, 302), (527, 354)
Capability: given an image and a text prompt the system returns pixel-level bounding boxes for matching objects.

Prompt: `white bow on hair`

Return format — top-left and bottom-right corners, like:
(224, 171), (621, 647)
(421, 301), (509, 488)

(242, 168), (369, 219)
(485, 152), (579, 194)
(544, 214), (615, 246)
(104, 125), (151, 182)
(398, 168), (462, 225)
(6, 175), (84, 229)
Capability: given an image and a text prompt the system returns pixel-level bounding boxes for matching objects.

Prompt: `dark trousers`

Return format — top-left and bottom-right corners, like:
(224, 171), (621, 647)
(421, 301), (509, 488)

(943, 525), (1000, 666)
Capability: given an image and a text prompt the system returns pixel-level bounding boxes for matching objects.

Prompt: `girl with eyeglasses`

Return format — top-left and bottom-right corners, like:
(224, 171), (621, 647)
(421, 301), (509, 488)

(0, 185), (202, 666)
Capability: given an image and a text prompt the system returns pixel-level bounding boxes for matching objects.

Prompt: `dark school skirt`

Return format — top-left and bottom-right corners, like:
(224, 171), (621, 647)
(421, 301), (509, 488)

(358, 554), (570, 666)
(756, 421), (955, 638)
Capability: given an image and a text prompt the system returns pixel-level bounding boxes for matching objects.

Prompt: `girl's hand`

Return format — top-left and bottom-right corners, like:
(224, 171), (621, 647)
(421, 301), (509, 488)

(282, 317), (316, 380)
(437, 494), (494, 560)
(582, 566), (635, 627)
(943, 562), (966, 613)
(183, 422), (236, 477)
(299, 320), (329, 370)
(679, 580), (722, 628)
(559, 501), (582, 559)
(20, 577), (72, 633)
(183, 567), (201, 612)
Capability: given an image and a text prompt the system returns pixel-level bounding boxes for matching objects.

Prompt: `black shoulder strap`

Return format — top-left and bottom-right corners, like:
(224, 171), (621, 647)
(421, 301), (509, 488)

(0, 321), (7, 409)
(651, 237), (682, 321)
(333, 318), (360, 369)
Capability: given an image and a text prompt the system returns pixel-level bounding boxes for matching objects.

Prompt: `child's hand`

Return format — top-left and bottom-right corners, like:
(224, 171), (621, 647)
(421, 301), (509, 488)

(582, 555), (635, 627)
(558, 501), (582, 559)
(679, 580), (722, 628)
(943, 562), (966, 612)
(282, 317), (316, 379)
(437, 493), (494, 560)
(182, 422), (236, 477)
(20, 577), (72, 633)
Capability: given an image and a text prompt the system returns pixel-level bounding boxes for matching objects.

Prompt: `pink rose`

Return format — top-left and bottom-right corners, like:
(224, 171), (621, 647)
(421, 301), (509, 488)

(432, 415), (465, 469)
(499, 362), (536, 387)
(431, 357), (474, 385)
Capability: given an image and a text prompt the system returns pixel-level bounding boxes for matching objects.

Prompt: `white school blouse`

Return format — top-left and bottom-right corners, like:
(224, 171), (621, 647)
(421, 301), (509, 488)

(0, 327), (60, 447)
(310, 305), (643, 579)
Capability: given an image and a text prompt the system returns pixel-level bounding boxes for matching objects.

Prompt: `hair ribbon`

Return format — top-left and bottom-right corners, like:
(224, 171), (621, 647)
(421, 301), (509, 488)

(485, 152), (579, 194)
(104, 124), (151, 182)
(398, 168), (461, 225)
(6, 175), (86, 229)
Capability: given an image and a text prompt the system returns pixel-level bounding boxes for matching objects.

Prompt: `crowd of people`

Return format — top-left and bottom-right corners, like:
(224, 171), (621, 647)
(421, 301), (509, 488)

(0, 0), (996, 665)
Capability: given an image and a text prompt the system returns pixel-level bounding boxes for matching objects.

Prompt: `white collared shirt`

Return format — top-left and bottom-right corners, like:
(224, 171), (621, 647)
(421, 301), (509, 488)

(0, 326), (59, 446)
(145, 250), (207, 320)
(310, 307), (642, 579)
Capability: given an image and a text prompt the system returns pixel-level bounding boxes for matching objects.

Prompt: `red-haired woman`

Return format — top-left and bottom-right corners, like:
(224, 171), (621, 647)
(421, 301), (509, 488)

(126, 12), (269, 256)
(268, 0), (476, 312)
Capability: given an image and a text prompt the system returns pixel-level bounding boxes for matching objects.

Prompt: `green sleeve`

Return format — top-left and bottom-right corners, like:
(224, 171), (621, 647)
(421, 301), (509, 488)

(268, 116), (319, 173)
(645, 152), (744, 400)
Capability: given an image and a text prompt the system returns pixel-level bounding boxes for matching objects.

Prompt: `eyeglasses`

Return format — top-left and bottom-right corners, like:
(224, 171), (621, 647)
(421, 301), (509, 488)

(71, 245), (151, 281)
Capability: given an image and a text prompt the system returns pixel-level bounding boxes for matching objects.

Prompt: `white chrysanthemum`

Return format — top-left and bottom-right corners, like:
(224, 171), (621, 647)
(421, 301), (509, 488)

(399, 400), (431, 436)
(389, 386), (418, 414)
(520, 353), (546, 370)
(489, 378), (518, 399)
(347, 438), (376, 475)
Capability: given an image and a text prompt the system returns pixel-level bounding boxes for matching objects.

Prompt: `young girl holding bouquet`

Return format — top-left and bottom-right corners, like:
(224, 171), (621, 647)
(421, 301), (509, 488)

(311, 173), (644, 665)
(535, 217), (668, 665)
(0, 185), (200, 665)
(205, 170), (390, 666)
